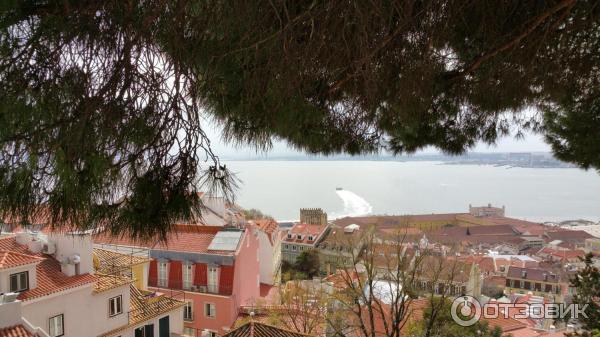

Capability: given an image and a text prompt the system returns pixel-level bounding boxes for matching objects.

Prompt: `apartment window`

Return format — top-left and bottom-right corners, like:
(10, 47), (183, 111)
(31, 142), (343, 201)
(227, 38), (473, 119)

(207, 331), (218, 337)
(183, 301), (193, 321)
(109, 295), (123, 317)
(135, 324), (154, 337)
(287, 233), (292, 239)
(49, 314), (64, 337)
(208, 266), (218, 293)
(183, 264), (193, 290)
(292, 245), (296, 251)
(296, 234), (302, 240)
(205, 302), (216, 318)
(158, 262), (168, 287)
(183, 327), (195, 337)
(308, 235), (314, 241)
(283, 244), (289, 250)
(9, 271), (28, 292)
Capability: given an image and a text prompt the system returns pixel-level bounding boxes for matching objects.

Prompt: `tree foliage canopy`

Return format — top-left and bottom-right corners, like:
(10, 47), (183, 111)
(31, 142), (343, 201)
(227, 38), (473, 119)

(1, 1), (599, 236)
(571, 253), (600, 331)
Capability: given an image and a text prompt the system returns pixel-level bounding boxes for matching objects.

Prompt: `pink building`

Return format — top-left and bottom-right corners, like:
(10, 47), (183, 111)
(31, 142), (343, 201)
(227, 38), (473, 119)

(94, 224), (261, 337)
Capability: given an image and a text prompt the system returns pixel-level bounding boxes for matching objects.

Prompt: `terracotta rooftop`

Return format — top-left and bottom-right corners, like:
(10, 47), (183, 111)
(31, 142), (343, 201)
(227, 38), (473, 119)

(0, 325), (38, 337)
(99, 285), (185, 337)
(224, 321), (311, 337)
(433, 224), (518, 237)
(333, 214), (461, 229)
(0, 236), (98, 301)
(285, 224), (327, 244)
(93, 273), (134, 293)
(482, 315), (527, 332)
(538, 247), (586, 260)
(93, 225), (242, 255)
(418, 256), (474, 283)
(0, 250), (43, 270)
(252, 219), (279, 245)
(253, 219), (279, 236)
(545, 230), (595, 242)
(506, 266), (560, 283)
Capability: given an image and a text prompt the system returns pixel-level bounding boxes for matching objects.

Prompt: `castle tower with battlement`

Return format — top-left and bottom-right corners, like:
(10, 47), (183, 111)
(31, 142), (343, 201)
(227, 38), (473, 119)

(300, 208), (328, 225)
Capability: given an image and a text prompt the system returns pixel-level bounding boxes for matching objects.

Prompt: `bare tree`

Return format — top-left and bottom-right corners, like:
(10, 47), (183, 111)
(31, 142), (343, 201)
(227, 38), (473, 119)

(326, 225), (476, 337)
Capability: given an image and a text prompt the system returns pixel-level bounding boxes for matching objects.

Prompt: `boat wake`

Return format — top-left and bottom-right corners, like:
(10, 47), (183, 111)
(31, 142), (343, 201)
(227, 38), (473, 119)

(331, 190), (373, 219)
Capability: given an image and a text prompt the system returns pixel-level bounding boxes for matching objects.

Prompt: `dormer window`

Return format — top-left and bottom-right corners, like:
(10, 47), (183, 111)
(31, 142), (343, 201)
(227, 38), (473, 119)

(308, 235), (314, 241)
(297, 234), (303, 240)
(287, 233), (293, 240)
(9, 271), (29, 292)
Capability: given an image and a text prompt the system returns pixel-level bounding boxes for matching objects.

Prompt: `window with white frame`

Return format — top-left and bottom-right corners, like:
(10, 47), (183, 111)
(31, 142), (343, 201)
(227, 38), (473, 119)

(9, 271), (28, 292)
(292, 245), (296, 251)
(109, 295), (123, 317)
(207, 330), (217, 337)
(183, 300), (193, 321)
(183, 264), (193, 290)
(287, 233), (292, 239)
(158, 262), (168, 287)
(49, 314), (64, 337)
(207, 266), (218, 293)
(204, 302), (216, 318)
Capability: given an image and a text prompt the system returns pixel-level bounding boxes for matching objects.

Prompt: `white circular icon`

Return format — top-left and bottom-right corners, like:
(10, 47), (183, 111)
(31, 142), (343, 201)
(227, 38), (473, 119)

(451, 295), (482, 327)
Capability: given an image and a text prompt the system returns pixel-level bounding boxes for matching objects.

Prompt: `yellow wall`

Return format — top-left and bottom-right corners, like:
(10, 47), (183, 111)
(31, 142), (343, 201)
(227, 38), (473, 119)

(132, 263), (147, 290)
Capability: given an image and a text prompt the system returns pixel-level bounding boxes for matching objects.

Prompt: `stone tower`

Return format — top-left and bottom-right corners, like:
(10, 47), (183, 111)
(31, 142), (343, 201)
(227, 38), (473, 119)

(300, 208), (328, 225)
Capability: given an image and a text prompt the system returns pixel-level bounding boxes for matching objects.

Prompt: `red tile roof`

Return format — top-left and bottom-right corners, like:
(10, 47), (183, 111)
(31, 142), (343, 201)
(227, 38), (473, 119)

(253, 220), (279, 236)
(506, 266), (560, 283)
(0, 325), (38, 337)
(0, 250), (43, 270)
(482, 315), (527, 332)
(284, 224), (327, 244)
(252, 220), (279, 245)
(225, 321), (311, 337)
(323, 270), (360, 289)
(545, 230), (595, 242)
(93, 225), (240, 255)
(0, 236), (97, 301)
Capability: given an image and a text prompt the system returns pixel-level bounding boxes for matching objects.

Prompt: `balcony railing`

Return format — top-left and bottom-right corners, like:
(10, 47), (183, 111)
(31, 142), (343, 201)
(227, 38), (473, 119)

(149, 279), (234, 296)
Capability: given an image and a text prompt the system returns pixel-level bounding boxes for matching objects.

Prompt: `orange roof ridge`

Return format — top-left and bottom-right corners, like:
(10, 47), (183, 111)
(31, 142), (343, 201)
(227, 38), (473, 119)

(0, 249), (45, 269)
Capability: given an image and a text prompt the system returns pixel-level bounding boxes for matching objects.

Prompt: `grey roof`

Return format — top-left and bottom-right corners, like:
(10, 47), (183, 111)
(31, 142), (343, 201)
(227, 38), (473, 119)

(208, 230), (243, 251)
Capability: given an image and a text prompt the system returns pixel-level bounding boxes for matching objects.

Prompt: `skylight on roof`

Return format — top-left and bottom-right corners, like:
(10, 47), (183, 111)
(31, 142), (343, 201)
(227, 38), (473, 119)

(208, 231), (243, 251)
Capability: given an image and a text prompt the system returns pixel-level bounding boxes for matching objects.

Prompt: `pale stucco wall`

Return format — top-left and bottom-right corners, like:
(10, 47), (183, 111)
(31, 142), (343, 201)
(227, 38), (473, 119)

(0, 264), (38, 293)
(22, 284), (130, 337)
(183, 291), (236, 334)
(118, 306), (184, 337)
(257, 230), (274, 285)
(49, 233), (95, 276)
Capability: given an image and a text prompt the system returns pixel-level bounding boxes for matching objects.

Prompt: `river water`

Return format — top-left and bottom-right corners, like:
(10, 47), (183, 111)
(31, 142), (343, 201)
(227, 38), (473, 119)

(224, 161), (600, 223)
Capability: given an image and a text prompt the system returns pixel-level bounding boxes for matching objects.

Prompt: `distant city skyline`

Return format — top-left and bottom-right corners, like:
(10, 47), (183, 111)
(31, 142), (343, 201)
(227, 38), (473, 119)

(204, 121), (552, 159)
